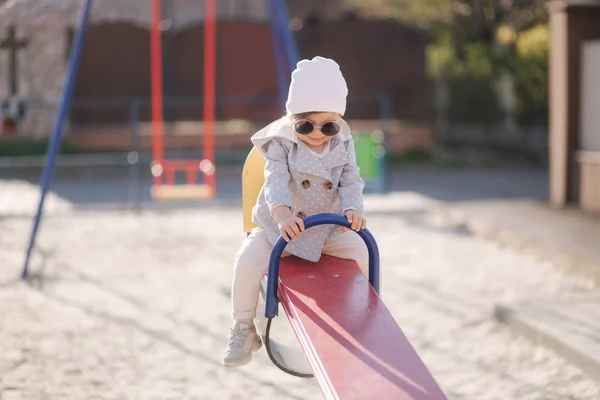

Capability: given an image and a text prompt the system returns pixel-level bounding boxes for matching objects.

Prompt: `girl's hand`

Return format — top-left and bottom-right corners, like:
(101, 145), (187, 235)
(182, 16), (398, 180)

(272, 206), (305, 242)
(342, 210), (366, 232)
(278, 214), (305, 242)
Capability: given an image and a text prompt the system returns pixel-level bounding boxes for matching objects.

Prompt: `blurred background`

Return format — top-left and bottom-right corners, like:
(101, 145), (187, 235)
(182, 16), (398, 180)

(0, 0), (597, 212)
(0, 0), (597, 214)
(0, 0), (560, 211)
(0, 1), (600, 399)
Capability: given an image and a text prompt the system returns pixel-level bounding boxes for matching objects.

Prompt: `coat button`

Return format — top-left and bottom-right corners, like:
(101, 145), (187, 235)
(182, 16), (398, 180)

(297, 211), (307, 219)
(324, 181), (333, 190)
(301, 179), (311, 189)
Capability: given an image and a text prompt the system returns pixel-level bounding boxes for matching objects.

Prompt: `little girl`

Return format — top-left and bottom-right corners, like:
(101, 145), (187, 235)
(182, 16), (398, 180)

(222, 56), (369, 367)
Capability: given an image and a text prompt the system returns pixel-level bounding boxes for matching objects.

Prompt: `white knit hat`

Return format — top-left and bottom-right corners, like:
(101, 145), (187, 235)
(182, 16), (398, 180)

(285, 56), (348, 116)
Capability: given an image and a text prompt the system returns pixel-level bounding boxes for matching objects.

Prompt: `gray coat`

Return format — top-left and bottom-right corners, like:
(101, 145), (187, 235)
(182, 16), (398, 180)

(250, 116), (364, 262)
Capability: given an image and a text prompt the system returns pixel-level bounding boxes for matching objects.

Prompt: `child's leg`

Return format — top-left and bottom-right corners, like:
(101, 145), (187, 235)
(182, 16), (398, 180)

(223, 228), (272, 368)
(321, 230), (369, 277)
(231, 228), (273, 321)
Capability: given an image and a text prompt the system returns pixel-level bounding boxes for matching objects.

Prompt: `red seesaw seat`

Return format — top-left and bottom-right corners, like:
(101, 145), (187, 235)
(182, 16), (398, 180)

(278, 254), (448, 400)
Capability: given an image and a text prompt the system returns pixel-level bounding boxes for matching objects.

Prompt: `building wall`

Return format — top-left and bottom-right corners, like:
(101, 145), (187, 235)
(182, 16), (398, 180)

(0, 0), (432, 151)
(580, 40), (600, 152)
(295, 19), (429, 121)
(565, 5), (600, 203)
(287, 0), (347, 21)
(0, 0), (270, 137)
(548, 1), (600, 211)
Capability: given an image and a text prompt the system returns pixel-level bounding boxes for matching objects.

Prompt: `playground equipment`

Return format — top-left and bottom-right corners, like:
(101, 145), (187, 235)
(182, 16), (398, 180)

(22, 0), (93, 278)
(149, 0), (298, 201)
(22, 0), (299, 278)
(242, 149), (448, 399)
(149, 0), (216, 201)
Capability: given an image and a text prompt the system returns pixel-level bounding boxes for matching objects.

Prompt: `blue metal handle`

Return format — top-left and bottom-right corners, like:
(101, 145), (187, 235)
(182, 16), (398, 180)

(265, 213), (380, 318)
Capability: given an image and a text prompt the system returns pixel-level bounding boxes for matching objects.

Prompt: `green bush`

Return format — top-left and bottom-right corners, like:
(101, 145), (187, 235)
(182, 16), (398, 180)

(426, 24), (549, 126)
(511, 24), (549, 125)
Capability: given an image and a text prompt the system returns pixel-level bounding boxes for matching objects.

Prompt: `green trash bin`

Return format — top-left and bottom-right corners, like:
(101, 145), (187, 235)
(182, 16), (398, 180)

(354, 130), (386, 193)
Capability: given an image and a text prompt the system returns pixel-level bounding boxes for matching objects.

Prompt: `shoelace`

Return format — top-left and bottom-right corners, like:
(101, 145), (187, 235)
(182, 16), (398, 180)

(228, 325), (251, 348)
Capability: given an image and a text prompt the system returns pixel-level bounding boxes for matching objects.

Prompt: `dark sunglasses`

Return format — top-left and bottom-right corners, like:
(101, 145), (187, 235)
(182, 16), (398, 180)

(293, 119), (341, 136)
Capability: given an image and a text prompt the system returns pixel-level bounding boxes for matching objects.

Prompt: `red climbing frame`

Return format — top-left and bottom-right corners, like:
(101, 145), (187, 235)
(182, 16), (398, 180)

(150, 0), (216, 200)
(203, 0), (216, 194)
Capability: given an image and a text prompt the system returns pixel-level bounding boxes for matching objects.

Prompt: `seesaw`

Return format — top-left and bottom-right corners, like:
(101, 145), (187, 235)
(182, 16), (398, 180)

(242, 148), (449, 399)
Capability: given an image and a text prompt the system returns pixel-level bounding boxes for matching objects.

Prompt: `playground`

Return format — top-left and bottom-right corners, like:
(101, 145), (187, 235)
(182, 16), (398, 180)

(1, 190), (599, 399)
(2, 0), (600, 398)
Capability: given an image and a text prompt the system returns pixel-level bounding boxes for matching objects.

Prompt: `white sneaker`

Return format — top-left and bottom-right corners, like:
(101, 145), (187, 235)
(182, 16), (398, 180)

(222, 321), (262, 367)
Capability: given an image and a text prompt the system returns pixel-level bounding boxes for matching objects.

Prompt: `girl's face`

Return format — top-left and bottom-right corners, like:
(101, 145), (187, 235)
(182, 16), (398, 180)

(291, 112), (341, 149)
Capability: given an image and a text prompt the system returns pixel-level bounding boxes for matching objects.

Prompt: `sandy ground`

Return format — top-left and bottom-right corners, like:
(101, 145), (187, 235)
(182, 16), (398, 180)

(1, 192), (599, 400)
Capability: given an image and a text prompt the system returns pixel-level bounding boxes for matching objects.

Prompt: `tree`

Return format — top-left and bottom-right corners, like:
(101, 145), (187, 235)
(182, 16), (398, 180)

(342, 0), (548, 50)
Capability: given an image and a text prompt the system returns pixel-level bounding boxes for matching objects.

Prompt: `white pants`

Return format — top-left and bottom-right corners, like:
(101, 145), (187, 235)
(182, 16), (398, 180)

(231, 228), (369, 321)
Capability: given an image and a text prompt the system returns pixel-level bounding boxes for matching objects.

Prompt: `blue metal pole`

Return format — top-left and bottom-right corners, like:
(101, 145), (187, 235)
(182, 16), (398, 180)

(269, 0), (288, 110)
(265, 213), (380, 318)
(22, 0), (94, 279)
(275, 0), (300, 70)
